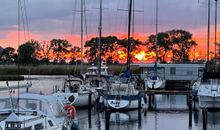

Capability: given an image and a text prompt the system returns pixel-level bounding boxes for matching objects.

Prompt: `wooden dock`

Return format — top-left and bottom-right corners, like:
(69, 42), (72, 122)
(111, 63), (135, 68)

(144, 89), (192, 95)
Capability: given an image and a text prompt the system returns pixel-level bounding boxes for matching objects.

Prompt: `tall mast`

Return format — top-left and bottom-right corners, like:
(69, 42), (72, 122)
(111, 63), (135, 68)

(215, 0), (218, 62)
(127, 0), (133, 71)
(17, 0), (21, 114)
(80, 0), (84, 74)
(98, 0), (102, 79)
(207, 0), (211, 62)
(155, 0), (159, 62)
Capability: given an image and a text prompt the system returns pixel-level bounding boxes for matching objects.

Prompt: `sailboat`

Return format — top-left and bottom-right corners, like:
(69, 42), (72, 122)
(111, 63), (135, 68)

(198, 0), (220, 109)
(53, 0), (93, 107)
(98, 0), (145, 110)
(144, 0), (166, 90)
(0, 93), (75, 130)
(0, 1), (77, 129)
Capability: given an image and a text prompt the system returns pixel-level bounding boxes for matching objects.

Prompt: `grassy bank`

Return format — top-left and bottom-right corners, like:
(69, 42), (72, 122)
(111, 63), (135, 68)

(0, 64), (140, 75)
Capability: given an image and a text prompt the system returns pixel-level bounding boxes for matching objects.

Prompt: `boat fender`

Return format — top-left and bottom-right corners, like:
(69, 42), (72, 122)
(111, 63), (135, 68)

(64, 104), (76, 119)
(68, 95), (75, 103)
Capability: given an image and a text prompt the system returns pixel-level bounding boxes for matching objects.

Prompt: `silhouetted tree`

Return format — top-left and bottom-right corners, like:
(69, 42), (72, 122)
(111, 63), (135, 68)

(146, 29), (197, 63)
(18, 40), (40, 65)
(168, 29), (197, 62)
(50, 39), (71, 63)
(0, 47), (16, 64)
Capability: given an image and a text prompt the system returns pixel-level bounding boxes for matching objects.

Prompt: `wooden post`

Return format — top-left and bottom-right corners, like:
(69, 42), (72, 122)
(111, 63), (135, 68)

(186, 94), (189, 106)
(138, 99), (142, 129)
(193, 95), (196, 111)
(148, 94), (153, 110)
(188, 95), (192, 127)
(26, 87), (29, 93)
(202, 109), (207, 130)
(105, 109), (111, 130)
(88, 93), (92, 128)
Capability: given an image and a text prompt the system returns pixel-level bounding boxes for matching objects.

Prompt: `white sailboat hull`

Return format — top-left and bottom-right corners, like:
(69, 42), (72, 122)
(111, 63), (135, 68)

(101, 94), (144, 110)
(53, 92), (92, 107)
(144, 78), (166, 89)
(105, 99), (139, 109)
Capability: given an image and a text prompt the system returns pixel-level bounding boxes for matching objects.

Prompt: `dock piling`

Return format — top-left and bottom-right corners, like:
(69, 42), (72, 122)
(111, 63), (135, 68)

(188, 94), (192, 127)
(148, 94), (153, 110)
(105, 109), (111, 130)
(193, 95), (196, 111)
(138, 99), (142, 128)
(202, 108), (207, 130)
(88, 93), (92, 128)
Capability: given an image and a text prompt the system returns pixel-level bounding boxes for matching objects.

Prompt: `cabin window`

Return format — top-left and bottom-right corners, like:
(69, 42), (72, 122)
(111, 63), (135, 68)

(170, 67), (176, 75)
(187, 71), (193, 75)
(34, 123), (43, 130)
(48, 120), (54, 127)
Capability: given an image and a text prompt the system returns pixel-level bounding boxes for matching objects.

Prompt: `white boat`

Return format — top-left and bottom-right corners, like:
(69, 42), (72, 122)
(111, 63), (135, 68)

(144, 74), (166, 90)
(83, 62), (111, 79)
(144, 0), (166, 90)
(100, 76), (145, 110)
(53, 75), (92, 107)
(0, 93), (74, 130)
(97, 0), (146, 110)
(198, 72), (220, 109)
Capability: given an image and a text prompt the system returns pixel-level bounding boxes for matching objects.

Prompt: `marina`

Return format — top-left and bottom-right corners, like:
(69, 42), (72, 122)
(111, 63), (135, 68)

(0, 75), (218, 130)
(1, 0), (220, 129)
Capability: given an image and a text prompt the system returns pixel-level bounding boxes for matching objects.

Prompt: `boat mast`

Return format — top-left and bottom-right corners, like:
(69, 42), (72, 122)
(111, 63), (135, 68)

(98, 0), (102, 79)
(80, 0), (84, 74)
(17, 0), (21, 114)
(214, 0), (218, 63)
(127, 0), (133, 71)
(155, 0), (159, 62)
(207, 0), (211, 62)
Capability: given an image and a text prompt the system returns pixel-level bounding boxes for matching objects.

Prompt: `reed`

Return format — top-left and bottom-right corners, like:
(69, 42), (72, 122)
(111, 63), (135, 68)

(0, 64), (140, 75)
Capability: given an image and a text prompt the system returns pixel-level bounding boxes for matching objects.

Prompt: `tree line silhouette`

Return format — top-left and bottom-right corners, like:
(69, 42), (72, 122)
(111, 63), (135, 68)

(0, 29), (201, 65)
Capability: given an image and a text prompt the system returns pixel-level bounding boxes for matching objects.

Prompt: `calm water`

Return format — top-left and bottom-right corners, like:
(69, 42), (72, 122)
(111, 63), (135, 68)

(0, 75), (220, 130)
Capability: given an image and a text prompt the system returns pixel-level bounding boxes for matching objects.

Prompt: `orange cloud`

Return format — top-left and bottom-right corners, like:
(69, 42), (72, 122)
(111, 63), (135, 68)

(1, 24), (219, 62)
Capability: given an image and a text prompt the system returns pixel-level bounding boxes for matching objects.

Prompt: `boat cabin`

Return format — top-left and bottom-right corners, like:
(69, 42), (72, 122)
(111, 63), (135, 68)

(134, 63), (205, 87)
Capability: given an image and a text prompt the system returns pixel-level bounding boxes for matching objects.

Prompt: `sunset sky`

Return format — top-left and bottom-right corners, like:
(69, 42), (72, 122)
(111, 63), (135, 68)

(0, 0), (220, 59)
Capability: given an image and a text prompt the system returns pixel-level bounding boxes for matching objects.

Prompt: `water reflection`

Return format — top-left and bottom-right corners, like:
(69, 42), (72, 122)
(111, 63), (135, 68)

(110, 111), (138, 130)
(198, 111), (220, 130)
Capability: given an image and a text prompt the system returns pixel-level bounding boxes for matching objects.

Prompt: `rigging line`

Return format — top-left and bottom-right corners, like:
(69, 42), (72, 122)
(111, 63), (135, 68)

(70, 0), (77, 73)
(214, 0), (218, 62)
(70, 0), (77, 36)
(155, 0), (159, 62)
(20, 0), (27, 42)
(23, 0), (30, 40)
(114, 0), (120, 34)
(132, 0), (134, 38)
(127, 0), (132, 71)
(80, 0), (84, 74)
(17, 0), (21, 115)
(142, 0), (145, 34)
(207, 0), (211, 62)
(83, 0), (89, 42)
(98, 0), (102, 79)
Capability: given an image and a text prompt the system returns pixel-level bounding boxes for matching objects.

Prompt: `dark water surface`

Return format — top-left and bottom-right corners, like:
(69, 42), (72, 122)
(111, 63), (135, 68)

(0, 75), (219, 130)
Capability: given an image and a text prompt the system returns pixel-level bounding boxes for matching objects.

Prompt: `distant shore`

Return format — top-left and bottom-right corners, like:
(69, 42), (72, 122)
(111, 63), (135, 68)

(0, 64), (140, 76)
